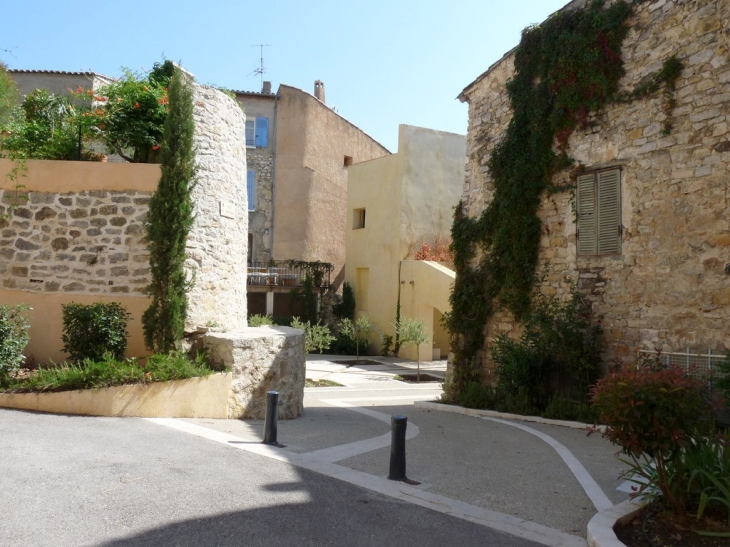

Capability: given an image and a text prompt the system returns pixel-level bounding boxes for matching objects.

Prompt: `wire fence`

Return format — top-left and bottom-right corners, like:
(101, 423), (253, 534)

(638, 348), (728, 385)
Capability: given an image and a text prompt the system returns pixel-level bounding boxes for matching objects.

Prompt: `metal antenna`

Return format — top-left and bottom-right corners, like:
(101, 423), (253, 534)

(248, 44), (271, 90)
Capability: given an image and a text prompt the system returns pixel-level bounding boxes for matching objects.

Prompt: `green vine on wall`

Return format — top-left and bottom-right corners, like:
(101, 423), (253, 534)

(447, 0), (683, 395)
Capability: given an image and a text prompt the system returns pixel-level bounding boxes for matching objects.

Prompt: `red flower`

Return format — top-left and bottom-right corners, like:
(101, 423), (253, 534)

(133, 102), (140, 108)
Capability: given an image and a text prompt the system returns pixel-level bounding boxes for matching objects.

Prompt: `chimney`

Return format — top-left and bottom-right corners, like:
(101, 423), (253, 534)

(262, 81), (272, 94)
(314, 80), (325, 104)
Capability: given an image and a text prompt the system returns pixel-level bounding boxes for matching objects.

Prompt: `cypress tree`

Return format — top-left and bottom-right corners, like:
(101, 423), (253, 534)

(142, 69), (196, 352)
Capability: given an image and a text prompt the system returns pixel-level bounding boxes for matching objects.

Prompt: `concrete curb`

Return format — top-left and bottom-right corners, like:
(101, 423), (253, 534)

(587, 498), (644, 547)
(414, 400), (606, 432)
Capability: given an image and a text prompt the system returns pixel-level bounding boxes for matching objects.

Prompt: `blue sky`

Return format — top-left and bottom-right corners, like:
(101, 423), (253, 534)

(1, 0), (568, 151)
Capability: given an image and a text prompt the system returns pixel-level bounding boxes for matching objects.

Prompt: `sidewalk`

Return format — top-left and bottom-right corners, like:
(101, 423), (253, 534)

(177, 355), (629, 547)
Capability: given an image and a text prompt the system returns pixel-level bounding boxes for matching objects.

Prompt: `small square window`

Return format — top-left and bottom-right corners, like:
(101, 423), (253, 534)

(353, 208), (366, 229)
(344, 155), (353, 167)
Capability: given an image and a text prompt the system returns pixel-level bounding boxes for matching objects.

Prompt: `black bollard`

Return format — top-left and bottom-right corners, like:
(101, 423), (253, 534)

(388, 414), (408, 481)
(263, 390), (279, 445)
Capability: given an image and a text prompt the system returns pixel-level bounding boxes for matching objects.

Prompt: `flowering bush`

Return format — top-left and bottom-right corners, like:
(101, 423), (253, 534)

(591, 363), (716, 511)
(88, 68), (169, 162)
(414, 239), (454, 263)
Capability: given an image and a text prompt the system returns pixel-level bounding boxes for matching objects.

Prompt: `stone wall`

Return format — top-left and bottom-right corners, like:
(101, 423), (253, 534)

(202, 327), (305, 419)
(460, 0), (730, 370)
(247, 148), (273, 263)
(185, 85), (248, 332)
(0, 189), (151, 295)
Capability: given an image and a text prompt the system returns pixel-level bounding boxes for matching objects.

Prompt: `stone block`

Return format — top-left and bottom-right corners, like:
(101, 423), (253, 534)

(203, 327), (305, 420)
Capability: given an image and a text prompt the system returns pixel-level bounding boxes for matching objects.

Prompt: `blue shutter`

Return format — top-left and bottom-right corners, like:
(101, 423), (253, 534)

(255, 117), (269, 147)
(247, 170), (255, 211)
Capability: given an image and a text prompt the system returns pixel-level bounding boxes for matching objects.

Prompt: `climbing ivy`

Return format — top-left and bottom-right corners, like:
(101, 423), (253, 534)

(447, 0), (682, 396)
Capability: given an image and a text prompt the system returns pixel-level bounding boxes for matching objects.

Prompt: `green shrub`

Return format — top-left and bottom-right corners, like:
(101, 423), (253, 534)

(0, 304), (31, 380)
(249, 314), (274, 327)
(3, 351), (214, 393)
(591, 364), (715, 512)
(62, 302), (131, 363)
(492, 289), (602, 413)
(542, 394), (596, 423)
(340, 317), (373, 361)
(333, 282), (355, 321)
(329, 331), (357, 355)
(291, 317), (335, 354)
(458, 382), (496, 409)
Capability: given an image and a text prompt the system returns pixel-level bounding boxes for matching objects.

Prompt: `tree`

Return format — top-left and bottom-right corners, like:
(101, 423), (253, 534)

(291, 317), (335, 354)
(142, 69), (196, 353)
(333, 281), (355, 321)
(339, 316), (373, 363)
(397, 317), (429, 382)
(0, 61), (18, 126)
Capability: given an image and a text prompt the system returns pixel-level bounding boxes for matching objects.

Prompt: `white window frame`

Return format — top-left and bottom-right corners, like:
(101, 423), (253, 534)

(245, 119), (256, 148)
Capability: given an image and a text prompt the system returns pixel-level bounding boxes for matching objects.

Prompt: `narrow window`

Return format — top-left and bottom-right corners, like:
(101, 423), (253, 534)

(344, 155), (353, 167)
(245, 119), (256, 147)
(247, 170), (256, 212)
(577, 168), (621, 255)
(353, 208), (366, 229)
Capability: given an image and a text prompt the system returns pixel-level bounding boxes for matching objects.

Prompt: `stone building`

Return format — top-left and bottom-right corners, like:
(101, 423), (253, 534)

(458, 0), (730, 370)
(235, 81), (390, 316)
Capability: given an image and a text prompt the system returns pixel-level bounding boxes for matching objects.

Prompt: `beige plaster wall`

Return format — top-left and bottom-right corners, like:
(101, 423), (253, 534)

(0, 289), (150, 365)
(345, 125), (465, 358)
(9, 72), (111, 98)
(0, 373), (231, 418)
(273, 85), (390, 288)
(460, 0), (730, 370)
(399, 260), (456, 361)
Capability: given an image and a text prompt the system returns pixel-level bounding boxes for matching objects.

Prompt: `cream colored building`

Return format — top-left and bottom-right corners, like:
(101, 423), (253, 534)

(345, 125), (466, 360)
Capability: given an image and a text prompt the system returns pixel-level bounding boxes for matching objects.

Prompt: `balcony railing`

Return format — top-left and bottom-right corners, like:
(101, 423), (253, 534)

(247, 260), (333, 289)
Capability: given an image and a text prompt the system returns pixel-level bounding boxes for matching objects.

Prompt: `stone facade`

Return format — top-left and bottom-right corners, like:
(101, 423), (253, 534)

(202, 327), (305, 419)
(459, 0), (730, 369)
(185, 84), (249, 332)
(234, 91), (276, 265)
(0, 189), (150, 295)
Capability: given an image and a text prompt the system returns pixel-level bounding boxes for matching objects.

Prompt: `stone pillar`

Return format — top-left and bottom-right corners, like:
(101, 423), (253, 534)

(266, 291), (274, 316)
(185, 85), (249, 332)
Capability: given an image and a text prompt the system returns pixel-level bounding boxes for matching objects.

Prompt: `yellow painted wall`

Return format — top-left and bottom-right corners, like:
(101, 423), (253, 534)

(345, 125), (465, 360)
(0, 373), (231, 418)
(0, 158), (160, 193)
(0, 159), (159, 365)
(1, 289), (151, 365)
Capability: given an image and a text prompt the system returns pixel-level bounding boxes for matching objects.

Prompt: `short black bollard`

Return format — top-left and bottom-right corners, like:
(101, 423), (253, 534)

(388, 414), (408, 481)
(263, 390), (279, 445)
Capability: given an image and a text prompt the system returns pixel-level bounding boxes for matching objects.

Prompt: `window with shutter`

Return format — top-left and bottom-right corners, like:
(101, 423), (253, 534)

(255, 117), (269, 147)
(576, 168), (621, 256)
(247, 170), (256, 212)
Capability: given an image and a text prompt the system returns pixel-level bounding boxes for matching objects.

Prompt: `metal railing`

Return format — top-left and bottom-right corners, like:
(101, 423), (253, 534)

(247, 260), (332, 289)
(638, 348), (727, 382)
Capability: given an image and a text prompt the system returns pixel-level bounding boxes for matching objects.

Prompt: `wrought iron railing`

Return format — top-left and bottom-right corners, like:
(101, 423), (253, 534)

(247, 260), (332, 289)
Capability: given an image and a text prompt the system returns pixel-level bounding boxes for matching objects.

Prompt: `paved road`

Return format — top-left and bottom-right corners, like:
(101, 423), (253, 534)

(0, 356), (628, 546)
(1, 409), (547, 547)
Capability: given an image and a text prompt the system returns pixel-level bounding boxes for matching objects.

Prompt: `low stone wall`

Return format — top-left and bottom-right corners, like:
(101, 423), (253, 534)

(203, 327), (305, 419)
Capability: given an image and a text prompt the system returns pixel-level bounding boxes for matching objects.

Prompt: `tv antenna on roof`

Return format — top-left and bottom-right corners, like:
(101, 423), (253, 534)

(248, 44), (271, 90)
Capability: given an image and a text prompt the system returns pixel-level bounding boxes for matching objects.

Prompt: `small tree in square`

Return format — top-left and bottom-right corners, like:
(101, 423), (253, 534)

(397, 317), (428, 382)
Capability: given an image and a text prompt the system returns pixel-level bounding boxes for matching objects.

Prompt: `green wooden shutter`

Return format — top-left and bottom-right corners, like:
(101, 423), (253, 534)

(577, 173), (597, 255)
(597, 169), (620, 254)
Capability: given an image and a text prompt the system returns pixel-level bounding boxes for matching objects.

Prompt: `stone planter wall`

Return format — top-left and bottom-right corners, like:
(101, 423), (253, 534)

(202, 326), (305, 419)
